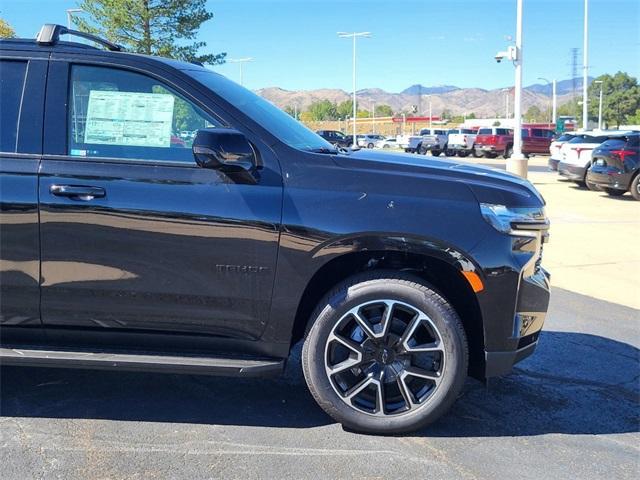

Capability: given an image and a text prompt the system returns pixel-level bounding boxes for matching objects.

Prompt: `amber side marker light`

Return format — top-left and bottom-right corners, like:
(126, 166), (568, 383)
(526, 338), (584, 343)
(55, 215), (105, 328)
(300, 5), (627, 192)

(462, 271), (484, 293)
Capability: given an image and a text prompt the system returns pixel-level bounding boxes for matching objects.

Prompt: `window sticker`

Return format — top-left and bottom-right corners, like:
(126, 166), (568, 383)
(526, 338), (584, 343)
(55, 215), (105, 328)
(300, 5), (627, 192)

(84, 91), (175, 148)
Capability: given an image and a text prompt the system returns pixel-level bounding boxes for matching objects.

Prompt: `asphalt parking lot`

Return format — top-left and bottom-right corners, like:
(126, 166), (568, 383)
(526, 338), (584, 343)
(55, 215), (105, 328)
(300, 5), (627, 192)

(1, 156), (639, 480)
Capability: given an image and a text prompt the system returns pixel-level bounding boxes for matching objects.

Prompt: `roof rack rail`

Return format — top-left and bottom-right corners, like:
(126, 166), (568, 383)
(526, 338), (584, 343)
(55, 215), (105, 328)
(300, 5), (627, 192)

(36, 24), (123, 52)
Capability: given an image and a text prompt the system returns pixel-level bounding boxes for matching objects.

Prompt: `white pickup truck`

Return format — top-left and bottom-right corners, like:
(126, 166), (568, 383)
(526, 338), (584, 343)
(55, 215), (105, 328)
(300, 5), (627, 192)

(407, 128), (449, 156)
(447, 128), (479, 157)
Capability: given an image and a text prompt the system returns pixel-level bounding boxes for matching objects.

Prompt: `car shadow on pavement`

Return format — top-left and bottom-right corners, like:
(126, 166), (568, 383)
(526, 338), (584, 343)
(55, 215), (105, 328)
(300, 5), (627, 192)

(1, 329), (638, 437)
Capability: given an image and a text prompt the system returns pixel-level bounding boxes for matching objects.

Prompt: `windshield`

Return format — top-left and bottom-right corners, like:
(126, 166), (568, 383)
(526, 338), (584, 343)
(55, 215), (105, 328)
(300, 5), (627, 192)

(186, 69), (334, 152)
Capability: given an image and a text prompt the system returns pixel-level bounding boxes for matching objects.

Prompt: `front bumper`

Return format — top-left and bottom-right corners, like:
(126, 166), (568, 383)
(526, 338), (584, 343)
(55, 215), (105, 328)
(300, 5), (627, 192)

(558, 162), (586, 181)
(484, 267), (550, 377)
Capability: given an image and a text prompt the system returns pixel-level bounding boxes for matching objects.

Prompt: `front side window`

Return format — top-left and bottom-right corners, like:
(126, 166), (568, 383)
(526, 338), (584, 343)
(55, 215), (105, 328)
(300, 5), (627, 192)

(68, 65), (222, 162)
(0, 60), (27, 153)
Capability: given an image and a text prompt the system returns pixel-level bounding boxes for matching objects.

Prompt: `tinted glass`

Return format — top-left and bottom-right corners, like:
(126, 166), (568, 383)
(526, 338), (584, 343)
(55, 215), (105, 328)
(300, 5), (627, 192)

(478, 128), (492, 134)
(568, 135), (587, 143)
(460, 129), (475, 134)
(496, 128), (511, 135)
(188, 69), (333, 151)
(598, 138), (627, 150)
(68, 65), (221, 162)
(0, 60), (27, 153)
(556, 134), (574, 142)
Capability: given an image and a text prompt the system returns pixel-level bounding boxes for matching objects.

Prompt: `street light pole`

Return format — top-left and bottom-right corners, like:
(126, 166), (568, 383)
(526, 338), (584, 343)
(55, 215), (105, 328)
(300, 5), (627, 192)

(595, 80), (603, 129)
(66, 8), (83, 29)
(552, 78), (557, 128)
(338, 32), (371, 146)
(508, 0), (526, 177)
(228, 57), (254, 86)
(372, 101), (376, 134)
(537, 78), (553, 126)
(582, 0), (589, 130)
(427, 95), (432, 129)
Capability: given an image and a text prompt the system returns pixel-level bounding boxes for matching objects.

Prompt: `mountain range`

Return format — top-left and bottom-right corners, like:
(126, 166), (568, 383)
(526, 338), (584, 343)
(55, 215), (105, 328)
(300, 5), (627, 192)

(256, 78), (590, 117)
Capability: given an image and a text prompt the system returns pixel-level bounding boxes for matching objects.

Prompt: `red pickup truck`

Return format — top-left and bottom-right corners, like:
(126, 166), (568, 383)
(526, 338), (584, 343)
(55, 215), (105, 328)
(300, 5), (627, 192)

(474, 127), (555, 158)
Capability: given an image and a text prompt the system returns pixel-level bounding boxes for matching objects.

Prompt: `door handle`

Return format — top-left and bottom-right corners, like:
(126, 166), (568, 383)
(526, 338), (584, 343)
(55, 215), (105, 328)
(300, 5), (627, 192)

(50, 185), (106, 201)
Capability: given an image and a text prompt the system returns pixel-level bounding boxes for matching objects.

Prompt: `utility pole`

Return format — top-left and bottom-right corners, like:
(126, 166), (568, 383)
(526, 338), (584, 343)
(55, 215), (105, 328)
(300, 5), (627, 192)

(228, 58), (254, 86)
(338, 32), (372, 146)
(582, 0), (589, 130)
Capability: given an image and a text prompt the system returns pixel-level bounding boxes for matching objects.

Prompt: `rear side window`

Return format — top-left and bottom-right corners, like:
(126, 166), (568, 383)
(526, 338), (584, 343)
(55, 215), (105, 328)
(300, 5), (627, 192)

(68, 65), (222, 163)
(0, 60), (27, 153)
(478, 128), (492, 134)
(496, 128), (511, 135)
(568, 135), (587, 143)
(599, 138), (627, 149)
(556, 134), (574, 142)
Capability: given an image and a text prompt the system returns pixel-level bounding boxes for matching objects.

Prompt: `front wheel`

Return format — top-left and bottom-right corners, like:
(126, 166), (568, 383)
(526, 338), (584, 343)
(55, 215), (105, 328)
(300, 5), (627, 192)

(367, 143), (375, 149)
(431, 149), (441, 157)
(302, 272), (468, 435)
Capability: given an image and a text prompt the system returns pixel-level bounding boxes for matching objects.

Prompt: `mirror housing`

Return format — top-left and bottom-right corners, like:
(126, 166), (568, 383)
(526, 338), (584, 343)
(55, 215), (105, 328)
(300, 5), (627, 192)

(192, 128), (256, 171)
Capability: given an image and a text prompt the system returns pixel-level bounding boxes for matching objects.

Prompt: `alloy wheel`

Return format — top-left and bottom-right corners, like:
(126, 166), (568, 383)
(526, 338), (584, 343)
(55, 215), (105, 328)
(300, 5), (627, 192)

(324, 300), (446, 416)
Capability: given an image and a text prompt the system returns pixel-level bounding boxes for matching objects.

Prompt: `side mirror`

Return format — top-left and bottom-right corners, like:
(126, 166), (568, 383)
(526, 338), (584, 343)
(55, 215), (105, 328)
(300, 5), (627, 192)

(192, 128), (256, 171)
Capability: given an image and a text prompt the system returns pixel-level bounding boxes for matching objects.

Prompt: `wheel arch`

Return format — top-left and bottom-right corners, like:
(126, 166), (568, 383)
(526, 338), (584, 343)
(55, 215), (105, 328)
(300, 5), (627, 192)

(290, 241), (486, 378)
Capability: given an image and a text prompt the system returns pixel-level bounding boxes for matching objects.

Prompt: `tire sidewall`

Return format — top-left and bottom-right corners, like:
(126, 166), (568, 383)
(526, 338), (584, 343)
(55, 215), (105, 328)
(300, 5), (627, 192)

(303, 276), (467, 434)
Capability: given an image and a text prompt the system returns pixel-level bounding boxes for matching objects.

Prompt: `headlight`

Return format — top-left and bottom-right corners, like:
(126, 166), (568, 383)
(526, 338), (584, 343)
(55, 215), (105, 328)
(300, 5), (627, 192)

(480, 203), (549, 236)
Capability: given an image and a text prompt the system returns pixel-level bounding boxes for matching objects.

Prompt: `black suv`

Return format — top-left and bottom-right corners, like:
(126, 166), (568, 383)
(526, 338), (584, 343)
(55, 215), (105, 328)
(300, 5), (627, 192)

(0, 25), (550, 434)
(587, 133), (640, 200)
(315, 129), (353, 148)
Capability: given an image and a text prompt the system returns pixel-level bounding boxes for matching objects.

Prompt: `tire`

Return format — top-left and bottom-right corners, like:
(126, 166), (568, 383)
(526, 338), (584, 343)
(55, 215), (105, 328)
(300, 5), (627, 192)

(458, 151), (469, 158)
(484, 152), (497, 159)
(631, 175), (640, 201)
(431, 149), (441, 157)
(302, 271), (468, 435)
(603, 187), (626, 197)
(367, 143), (374, 149)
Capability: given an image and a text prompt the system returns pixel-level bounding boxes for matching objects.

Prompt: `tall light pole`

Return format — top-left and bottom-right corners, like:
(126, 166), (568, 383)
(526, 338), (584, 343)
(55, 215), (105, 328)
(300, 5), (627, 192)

(338, 31), (371, 146)
(66, 8), (83, 29)
(501, 88), (510, 120)
(582, 0), (589, 130)
(425, 95), (433, 129)
(500, 0), (526, 177)
(228, 57), (254, 86)
(595, 79), (603, 129)
(537, 77), (555, 126)
(371, 101), (376, 134)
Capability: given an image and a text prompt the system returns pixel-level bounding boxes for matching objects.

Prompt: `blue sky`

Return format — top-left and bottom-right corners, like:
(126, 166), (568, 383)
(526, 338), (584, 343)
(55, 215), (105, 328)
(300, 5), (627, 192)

(2, 0), (639, 92)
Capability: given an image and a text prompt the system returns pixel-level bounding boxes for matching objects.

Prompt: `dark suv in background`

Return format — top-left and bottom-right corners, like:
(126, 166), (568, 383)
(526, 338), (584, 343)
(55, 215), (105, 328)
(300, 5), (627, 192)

(587, 133), (640, 200)
(0, 25), (550, 434)
(315, 129), (353, 148)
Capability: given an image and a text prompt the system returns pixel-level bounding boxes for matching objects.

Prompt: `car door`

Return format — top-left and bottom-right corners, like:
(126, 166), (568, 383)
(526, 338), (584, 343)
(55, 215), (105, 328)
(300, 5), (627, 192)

(0, 50), (47, 344)
(39, 56), (282, 348)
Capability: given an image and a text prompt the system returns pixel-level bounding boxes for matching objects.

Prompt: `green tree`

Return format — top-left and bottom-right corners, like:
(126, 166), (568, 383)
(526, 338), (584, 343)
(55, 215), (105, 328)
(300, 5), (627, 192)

(374, 104), (394, 117)
(336, 100), (353, 119)
(0, 18), (15, 38)
(525, 105), (543, 122)
(75, 0), (225, 64)
(587, 72), (640, 128)
(307, 100), (338, 121)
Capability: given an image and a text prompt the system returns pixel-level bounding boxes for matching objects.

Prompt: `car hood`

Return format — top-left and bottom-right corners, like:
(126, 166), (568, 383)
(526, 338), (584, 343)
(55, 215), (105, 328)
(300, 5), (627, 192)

(337, 149), (545, 207)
